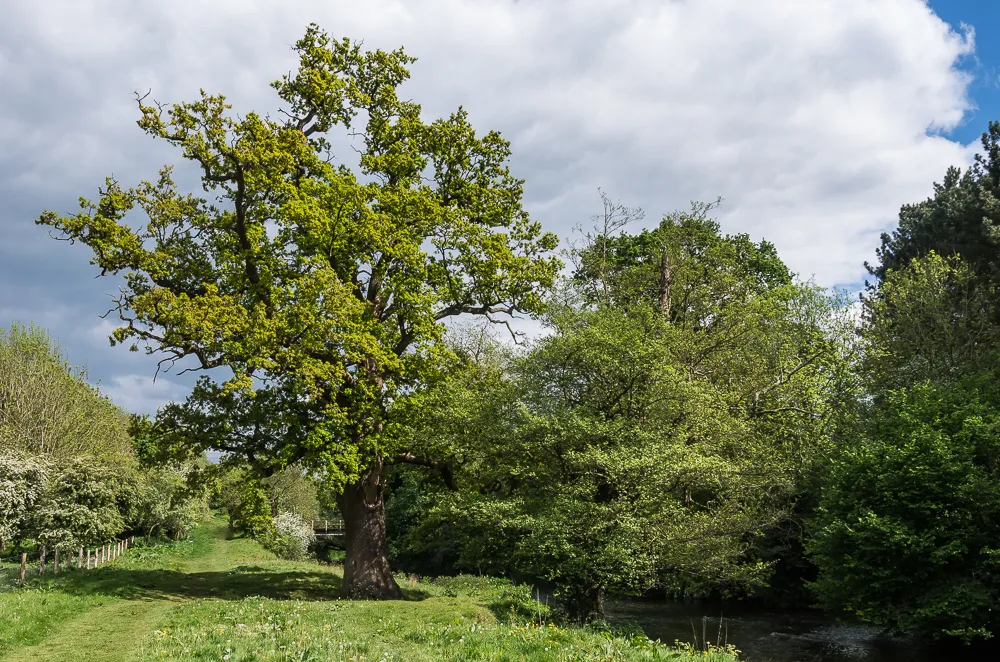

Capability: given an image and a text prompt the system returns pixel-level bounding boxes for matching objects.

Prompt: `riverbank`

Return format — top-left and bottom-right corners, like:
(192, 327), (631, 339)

(0, 516), (738, 661)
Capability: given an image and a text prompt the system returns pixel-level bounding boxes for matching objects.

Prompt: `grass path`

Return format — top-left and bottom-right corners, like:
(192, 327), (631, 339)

(0, 517), (291, 662)
(1, 518), (738, 661)
(1, 599), (179, 662)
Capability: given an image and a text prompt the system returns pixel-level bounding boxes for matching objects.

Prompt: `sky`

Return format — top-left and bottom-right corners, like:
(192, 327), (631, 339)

(0, 0), (996, 415)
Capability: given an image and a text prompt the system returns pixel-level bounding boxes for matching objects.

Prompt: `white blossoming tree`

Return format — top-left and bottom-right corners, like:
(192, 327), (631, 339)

(29, 459), (127, 551)
(268, 511), (316, 561)
(0, 453), (48, 551)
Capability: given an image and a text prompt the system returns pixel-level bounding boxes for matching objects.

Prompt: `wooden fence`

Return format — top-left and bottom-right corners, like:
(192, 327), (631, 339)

(15, 535), (136, 587)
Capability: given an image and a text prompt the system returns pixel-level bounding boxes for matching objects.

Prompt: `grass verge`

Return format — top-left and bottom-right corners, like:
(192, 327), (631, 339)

(1, 516), (739, 661)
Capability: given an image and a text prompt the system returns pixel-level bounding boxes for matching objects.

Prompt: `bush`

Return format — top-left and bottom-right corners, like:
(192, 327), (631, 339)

(264, 468), (320, 523)
(221, 477), (274, 538)
(263, 511), (315, 561)
(809, 382), (1000, 641)
(131, 465), (210, 540)
(0, 453), (47, 550)
(29, 458), (126, 550)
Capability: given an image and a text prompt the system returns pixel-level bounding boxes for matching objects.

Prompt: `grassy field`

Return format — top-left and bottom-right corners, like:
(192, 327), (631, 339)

(0, 517), (739, 661)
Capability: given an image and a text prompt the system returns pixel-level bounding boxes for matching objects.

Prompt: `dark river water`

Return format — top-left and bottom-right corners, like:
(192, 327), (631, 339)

(604, 600), (992, 662)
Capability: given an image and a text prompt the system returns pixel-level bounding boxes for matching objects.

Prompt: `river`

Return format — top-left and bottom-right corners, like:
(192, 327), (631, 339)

(605, 599), (993, 662)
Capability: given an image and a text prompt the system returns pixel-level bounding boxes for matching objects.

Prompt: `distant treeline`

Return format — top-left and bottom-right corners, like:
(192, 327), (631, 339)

(383, 126), (1000, 641)
(0, 324), (209, 559)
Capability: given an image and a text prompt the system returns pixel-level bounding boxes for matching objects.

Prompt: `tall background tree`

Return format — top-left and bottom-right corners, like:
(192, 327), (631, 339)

(391, 206), (851, 620)
(37, 24), (559, 598)
(0, 323), (133, 462)
(809, 120), (1000, 640)
(867, 121), (1000, 289)
(809, 253), (1000, 640)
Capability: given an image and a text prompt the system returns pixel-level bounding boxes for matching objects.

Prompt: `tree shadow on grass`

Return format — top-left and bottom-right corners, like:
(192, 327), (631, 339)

(49, 565), (344, 602)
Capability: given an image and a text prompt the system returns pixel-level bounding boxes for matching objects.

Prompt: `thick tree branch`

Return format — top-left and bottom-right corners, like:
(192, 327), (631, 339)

(434, 302), (516, 321)
(394, 452), (456, 490)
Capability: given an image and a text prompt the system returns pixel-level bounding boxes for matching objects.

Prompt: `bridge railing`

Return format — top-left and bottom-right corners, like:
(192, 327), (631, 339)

(311, 519), (345, 532)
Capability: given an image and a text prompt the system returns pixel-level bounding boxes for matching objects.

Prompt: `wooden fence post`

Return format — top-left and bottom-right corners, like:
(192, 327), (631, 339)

(39, 545), (46, 577)
(54, 548), (60, 575)
(19, 553), (26, 587)
(78, 547), (83, 569)
(87, 548), (91, 569)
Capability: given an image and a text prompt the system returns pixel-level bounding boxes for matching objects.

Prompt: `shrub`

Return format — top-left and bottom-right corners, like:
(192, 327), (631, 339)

(224, 479), (274, 538)
(29, 458), (126, 550)
(0, 453), (48, 551)
(132, 465), (210, 540)
(264, 467), (321, 523)
(809, 382), (1000, 641)
(263, 511), (315, 561)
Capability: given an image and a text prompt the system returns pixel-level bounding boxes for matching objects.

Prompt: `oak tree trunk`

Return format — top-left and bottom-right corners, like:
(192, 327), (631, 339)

(337, 455), (403, 599)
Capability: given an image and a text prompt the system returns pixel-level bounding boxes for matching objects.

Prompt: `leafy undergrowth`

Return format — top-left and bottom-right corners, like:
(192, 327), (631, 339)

(0, 516), (739, 661)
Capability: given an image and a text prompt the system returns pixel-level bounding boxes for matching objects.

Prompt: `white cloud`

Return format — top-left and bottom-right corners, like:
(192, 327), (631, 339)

(96, 374), (186, 415)
(0, 0), (983, 391)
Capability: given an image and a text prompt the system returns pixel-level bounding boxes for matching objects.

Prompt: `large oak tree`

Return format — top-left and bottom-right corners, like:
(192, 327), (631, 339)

(37, 25), (559, 598)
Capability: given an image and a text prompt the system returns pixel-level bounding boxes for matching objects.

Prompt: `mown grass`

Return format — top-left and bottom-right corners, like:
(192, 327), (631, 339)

(0, 517), (740, 661)
(142, 596), (740, 661)
(0, 534), (199, 657)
